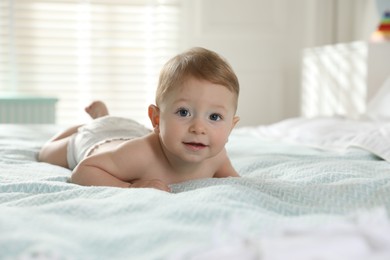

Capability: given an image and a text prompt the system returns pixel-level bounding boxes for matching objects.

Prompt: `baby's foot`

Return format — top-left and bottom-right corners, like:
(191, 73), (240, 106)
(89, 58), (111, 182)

(85, 101), (109, 119)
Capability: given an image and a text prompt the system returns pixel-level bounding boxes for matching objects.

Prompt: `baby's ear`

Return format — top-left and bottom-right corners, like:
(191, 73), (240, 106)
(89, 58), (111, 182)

(232, 116), (240, 128)
(148, 104), (160, 129)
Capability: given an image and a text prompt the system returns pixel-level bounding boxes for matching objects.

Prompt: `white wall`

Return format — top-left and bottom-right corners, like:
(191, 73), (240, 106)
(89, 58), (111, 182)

(180, 0), (379, 126)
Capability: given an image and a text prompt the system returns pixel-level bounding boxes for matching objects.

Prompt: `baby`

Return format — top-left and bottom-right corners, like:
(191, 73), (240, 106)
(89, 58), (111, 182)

(38, 47), (240, 192)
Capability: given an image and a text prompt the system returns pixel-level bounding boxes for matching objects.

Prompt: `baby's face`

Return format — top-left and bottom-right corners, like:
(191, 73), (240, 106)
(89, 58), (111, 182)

(157, 77), (239, 163)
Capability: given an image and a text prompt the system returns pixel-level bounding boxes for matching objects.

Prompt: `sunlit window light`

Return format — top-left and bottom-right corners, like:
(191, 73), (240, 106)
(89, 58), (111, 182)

(301, 42), (367, 119)
(77, 1), (92, 122)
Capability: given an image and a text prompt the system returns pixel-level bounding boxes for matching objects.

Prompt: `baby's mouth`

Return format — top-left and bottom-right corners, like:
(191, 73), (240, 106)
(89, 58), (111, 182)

(183, 142), (208, 150)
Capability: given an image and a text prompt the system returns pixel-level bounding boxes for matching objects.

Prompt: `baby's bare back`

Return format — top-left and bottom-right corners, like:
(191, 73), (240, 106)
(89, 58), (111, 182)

(87, 139), (128, 157)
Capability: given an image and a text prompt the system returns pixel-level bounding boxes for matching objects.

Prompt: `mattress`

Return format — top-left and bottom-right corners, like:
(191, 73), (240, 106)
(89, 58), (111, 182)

(1, 118), (390, 259)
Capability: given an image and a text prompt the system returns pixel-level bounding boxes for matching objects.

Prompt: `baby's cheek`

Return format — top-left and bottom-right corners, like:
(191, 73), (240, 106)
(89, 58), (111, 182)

(214, 133), (229, 146)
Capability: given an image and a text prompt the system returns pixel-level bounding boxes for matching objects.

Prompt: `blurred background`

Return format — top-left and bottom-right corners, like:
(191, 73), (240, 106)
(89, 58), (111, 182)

(0, 0), (388, 127)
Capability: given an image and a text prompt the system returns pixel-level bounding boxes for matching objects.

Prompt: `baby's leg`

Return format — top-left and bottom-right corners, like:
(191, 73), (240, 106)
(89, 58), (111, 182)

(38, 124), (81, 168)
(38, 100), (110, 168)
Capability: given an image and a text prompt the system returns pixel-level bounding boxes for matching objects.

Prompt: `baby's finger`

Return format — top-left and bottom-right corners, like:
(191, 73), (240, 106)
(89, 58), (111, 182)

(154, 182), (171, 192)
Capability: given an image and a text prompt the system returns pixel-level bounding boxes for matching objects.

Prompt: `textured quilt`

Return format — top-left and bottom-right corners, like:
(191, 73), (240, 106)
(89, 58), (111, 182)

(1, 121), (390, 259)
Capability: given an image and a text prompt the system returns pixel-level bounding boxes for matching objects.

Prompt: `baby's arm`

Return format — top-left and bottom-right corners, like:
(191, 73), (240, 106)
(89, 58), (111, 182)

(129, 179), (171, 192)
(70, 142), (170, 191)
(70, 152), (131, 188)
(213, 149), (240, 178)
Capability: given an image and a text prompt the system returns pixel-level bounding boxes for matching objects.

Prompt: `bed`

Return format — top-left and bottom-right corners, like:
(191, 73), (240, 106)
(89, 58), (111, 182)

(1, 116), (390, 259)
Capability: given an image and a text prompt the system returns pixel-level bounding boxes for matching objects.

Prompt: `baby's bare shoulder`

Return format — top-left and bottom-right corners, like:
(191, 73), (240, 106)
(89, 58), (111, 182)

(109, 134), (161, 179)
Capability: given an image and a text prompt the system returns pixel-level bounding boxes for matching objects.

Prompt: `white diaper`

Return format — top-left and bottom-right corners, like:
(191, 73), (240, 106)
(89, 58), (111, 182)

(67, 116), (151, 169)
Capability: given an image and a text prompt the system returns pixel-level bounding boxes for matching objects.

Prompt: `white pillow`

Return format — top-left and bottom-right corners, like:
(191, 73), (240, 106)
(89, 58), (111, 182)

(365, 76), (390, 121)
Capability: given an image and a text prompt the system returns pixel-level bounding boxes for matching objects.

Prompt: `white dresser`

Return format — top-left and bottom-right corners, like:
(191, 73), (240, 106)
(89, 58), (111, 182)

(0, 96), (58, 124)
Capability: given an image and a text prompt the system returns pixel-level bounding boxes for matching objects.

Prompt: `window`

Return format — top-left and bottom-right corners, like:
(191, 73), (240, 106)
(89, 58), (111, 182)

(0, 0), (181, 126)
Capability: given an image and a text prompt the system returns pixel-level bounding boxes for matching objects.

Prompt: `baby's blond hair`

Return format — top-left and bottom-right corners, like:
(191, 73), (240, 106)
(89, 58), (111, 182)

(156, 47), (239, 109)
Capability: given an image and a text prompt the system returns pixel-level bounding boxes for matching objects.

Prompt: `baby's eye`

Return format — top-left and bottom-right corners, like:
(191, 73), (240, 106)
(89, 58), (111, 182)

(209, 113), (222, 121)
(176, 108), (190, 117)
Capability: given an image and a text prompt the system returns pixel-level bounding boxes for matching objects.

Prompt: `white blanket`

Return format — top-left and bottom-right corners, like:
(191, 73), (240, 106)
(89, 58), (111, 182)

(1, 123), (390, 259)
(173, 208), (390, 260)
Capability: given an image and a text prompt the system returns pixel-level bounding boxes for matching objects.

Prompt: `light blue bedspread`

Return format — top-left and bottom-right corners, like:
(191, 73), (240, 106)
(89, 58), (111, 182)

(1, 124), (390, 259)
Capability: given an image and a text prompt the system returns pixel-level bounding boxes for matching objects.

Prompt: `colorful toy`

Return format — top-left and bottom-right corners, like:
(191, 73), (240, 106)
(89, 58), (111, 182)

(371, 10), (390, 42)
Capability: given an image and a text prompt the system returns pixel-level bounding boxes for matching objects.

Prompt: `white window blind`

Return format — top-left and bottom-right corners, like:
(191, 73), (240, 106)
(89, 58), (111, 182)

(0, 0), (181, 126)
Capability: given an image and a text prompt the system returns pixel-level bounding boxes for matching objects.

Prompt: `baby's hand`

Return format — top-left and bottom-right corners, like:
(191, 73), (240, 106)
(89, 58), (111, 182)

(129, 179), (171, 192)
